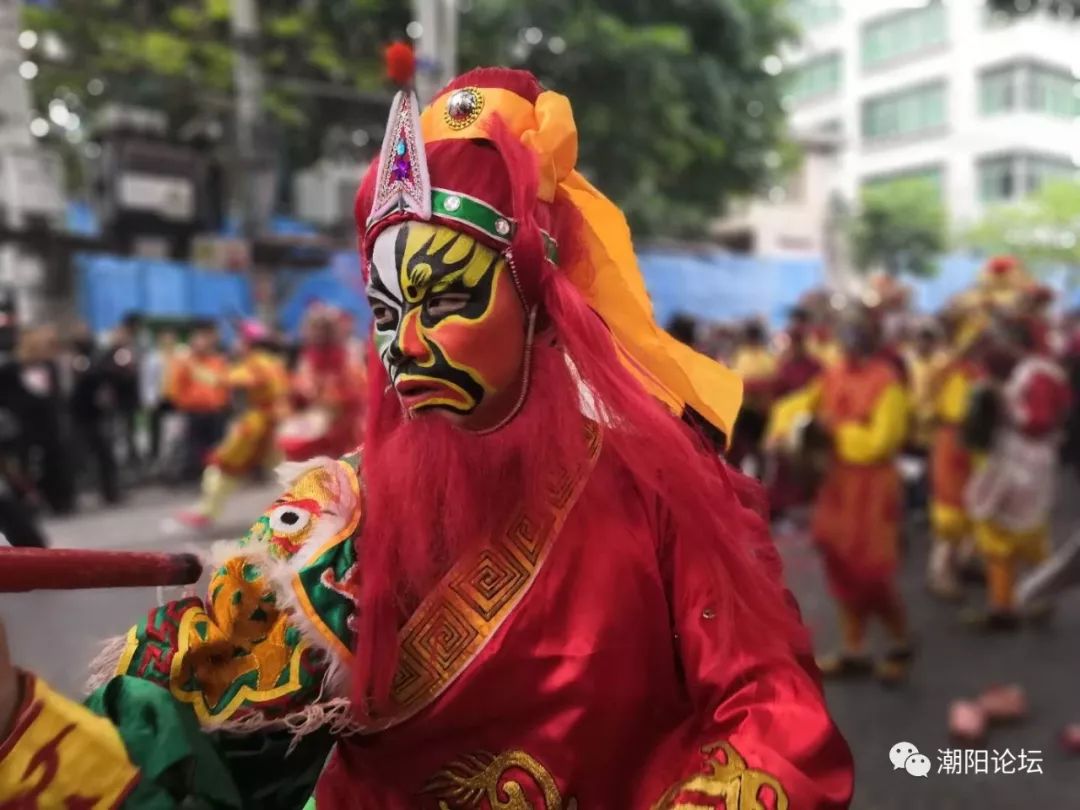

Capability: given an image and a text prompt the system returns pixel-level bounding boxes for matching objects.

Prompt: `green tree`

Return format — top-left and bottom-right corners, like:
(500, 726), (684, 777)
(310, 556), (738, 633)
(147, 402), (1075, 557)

(22, 0), (408, 185)
(964, 180), (1080, 280)
(457, 0), (796, 238)
(851, 178), (946, 277)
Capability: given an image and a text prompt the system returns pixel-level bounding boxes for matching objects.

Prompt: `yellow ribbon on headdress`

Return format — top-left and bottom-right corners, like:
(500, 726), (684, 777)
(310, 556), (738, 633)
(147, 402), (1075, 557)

(421, 87), (743, 437)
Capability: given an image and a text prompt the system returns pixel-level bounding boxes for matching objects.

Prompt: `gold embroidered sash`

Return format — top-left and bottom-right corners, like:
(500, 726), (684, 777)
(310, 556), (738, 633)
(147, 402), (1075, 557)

(360, 421), (602, 732)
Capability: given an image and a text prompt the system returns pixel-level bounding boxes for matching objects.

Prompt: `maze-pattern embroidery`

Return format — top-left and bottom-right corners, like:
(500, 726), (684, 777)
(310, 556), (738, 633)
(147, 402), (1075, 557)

(368, 423), (602, 731)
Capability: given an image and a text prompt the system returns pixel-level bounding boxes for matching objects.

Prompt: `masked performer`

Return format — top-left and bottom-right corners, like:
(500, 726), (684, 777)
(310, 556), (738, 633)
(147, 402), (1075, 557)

(964, 316), (1072, 629)
(0, 68), (852, 808)
(177, 321), (289, 529)
(170, 320), (230, 480)
(728, 321), (777, 476)
(765, 318), (823, 518)
(770, 308), (911, 683)
(924, 313), (983, 600)
(278, 305), (366, 462)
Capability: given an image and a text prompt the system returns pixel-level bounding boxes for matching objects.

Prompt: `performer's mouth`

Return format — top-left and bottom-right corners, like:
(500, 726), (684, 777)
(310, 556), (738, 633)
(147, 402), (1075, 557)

(395, 377), (454, 409)
(390, 373), (470, 412)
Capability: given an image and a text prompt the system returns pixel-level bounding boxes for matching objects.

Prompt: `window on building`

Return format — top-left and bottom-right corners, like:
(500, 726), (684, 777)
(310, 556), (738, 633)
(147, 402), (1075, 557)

(861, 82), (947, 142)
(978, 156), (1017, 203)
(862, 166), (945, 199)
(982, 2), (1080, 26)
(979, 66), (1016, 114)
(862, 2), (948, 70)
(1027, 66), (1078, 117)
(1026, 155), (1076, 194)
(978, 153), (1077, 204)
(789, 0), (842, 29)
(979, 62), (1078, 118)
(785, 53), (842, 104)
(813, 118), (843, 135)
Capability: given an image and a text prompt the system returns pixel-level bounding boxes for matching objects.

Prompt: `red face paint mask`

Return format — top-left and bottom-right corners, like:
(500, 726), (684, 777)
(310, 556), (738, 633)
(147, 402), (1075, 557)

(366, 222), (530, 431)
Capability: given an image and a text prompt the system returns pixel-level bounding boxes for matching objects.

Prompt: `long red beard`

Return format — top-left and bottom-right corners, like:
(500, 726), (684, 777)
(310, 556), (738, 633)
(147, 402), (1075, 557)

(354, 340), (588, 709)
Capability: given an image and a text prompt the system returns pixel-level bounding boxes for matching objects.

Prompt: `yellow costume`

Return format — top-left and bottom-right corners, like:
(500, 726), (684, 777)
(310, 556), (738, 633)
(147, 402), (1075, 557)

(210, 350), (290, 476)
(731, 344), (777, 384)
(905, 348), (947, 451)
(929, 362), (977, 544)
(0, 675), (139, 808)
(189, 347), (290, 524)
(770, 355), (910, 675)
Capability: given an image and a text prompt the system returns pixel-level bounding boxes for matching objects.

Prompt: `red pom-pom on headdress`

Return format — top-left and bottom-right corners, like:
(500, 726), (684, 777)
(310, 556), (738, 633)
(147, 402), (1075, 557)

(384, 41), (416, 87)
(987, 255), (1018, 276)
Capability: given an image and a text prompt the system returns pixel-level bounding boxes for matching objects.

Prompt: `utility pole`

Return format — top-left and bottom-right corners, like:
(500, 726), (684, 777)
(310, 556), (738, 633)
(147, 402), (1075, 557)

(412, 0), (458, 105)
(229, 0), (265, 240)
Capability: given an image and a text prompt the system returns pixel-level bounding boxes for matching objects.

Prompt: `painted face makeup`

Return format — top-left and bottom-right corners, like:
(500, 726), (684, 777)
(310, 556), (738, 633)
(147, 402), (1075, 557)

(367, 221), (529, 430)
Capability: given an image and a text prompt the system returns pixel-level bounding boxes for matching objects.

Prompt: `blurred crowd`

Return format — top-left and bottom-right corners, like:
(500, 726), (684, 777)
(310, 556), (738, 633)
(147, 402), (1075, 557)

(0, 303), (368, 546)
(668, 255), (1080, 745)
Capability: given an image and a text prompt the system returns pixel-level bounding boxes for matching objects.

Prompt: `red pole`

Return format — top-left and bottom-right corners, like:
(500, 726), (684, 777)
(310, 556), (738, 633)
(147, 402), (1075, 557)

(0, 548), (203, 593)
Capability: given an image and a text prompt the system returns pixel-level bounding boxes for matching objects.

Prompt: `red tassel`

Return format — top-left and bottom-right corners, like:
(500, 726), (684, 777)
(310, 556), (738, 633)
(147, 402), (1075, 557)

(384, 41), (416, 88)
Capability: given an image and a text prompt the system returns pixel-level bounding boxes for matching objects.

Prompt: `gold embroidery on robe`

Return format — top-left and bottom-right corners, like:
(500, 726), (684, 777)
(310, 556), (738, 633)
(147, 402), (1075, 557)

(359, 422), (602, 733)
(425, 749), (577, 810)
(653, 741), (789, 810)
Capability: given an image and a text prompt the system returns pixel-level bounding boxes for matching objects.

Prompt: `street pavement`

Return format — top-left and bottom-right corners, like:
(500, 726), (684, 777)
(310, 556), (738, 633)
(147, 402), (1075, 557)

(2, 476), (1078, 808)
(781, 469), (1080, 809)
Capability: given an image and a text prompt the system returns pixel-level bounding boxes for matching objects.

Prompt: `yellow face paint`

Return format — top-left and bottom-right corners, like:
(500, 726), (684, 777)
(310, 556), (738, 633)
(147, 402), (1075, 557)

(367, 222), (527, 426)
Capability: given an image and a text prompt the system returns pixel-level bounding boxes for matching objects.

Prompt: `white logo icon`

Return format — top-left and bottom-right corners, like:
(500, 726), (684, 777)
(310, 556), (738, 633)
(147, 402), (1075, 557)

(889, 742), (929, 776)
(906, 753), (932, 777)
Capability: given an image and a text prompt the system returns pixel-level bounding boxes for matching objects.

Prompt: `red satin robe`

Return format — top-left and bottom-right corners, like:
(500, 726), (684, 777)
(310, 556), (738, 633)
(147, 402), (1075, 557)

(317, 449), (853, 809)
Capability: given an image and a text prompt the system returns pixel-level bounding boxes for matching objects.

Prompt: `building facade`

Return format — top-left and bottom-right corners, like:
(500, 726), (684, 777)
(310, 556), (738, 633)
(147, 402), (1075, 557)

(719, 0), (1079, 255)
(717, 1), (1080, 254)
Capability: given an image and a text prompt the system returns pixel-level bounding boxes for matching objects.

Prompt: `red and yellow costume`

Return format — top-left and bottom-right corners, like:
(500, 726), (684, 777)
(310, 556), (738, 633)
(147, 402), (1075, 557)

(928, 359), (978, 541)
(180, 324), (289, 527)
(812, 359), (907, 620)
(766, 332), (824, 515)
(0, 674), (139, 808)
(771, 346), (910, 675)
(905, 344), (947, 453)
(1, 67), (852, 808)
(210, 346), (289, 477)
(278, 307), (366, 462)
(921, 354), (981, 597)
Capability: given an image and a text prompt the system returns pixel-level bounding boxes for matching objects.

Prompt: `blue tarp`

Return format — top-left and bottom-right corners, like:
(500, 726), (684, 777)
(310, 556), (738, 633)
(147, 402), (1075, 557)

(639, 250), (1076, 325)
(64, 203), (322, 240)
(639, 251), (824, 328)
(276, 252), (371, 337)
(77, 254), (254, 336)
(80, 247), (1077, 342)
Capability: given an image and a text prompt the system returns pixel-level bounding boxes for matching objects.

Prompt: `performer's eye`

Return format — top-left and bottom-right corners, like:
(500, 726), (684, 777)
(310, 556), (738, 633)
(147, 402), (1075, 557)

(369, 302), (397, 330)
(425, 293), (470, 318)
(268, 504), (313, 536)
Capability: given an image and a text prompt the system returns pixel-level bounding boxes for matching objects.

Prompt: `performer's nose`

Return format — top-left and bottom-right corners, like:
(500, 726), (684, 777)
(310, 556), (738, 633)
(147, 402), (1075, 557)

(386, 339), (405, 368)
(395, 310), (431, 363)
